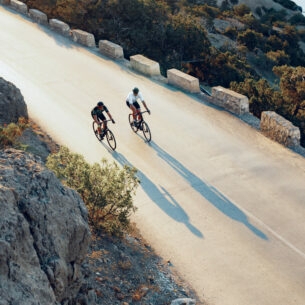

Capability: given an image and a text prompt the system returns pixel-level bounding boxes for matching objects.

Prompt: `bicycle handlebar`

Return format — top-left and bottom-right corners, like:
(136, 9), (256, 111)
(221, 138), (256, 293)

(140, 110), (150, 114)
(96, 119), (114, 124)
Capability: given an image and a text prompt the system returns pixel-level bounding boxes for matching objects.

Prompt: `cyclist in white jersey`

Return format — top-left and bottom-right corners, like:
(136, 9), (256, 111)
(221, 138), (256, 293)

(126, 87), (150, 126)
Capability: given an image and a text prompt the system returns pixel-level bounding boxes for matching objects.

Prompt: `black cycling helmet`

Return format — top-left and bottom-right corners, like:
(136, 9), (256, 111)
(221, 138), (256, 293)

(133, 87), (139, 94)
(97, 101), (104, 107)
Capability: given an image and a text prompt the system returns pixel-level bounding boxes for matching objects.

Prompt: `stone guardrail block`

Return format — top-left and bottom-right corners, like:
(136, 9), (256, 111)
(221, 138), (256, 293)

(10, 0), (27, 14)
(71, 29), (96, 47)
(260, 111), (300, 147)
(49, 19), (70, 36)
(0, 0), (10, 5)
(167, 68), (200, 93)
(98, 40), (124, 59)
(29, 9), (48, 25)
(211, 86), (249, 115)
(130, 54), (161, 77)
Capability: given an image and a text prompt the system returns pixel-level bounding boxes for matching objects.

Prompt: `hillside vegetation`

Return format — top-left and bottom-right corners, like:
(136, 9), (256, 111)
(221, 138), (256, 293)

(21, 0), (305, 145)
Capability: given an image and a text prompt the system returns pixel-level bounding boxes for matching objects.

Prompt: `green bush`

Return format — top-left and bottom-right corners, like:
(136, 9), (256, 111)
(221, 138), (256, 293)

(46, 146), (140, 236)
(289, 13), (305, 26)
(0, 117), (29, 149)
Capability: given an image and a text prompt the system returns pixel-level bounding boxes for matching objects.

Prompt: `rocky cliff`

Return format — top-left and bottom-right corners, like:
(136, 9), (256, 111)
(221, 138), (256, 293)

(0, 77), (91, 305)
(0, 148), (91, 305)
(0, 77), (28, 124)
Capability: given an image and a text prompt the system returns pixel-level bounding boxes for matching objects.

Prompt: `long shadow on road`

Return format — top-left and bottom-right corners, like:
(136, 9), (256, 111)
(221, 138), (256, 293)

(112, 151), (203, 239)
(151, 143), (268, 240)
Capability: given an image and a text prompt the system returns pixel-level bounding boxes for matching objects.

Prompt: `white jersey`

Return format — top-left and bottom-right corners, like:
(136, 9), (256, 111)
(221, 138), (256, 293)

(126, 91), (144, 104)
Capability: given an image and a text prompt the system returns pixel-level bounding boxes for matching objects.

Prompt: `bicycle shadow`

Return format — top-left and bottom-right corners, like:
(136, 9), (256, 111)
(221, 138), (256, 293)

(112, 151), (203, 239)
(150, 143), (268, 240)
(93, 133), (114, 152)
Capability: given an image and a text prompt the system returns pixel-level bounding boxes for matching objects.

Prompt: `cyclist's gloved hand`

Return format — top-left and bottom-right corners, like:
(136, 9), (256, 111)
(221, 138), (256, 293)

(147, 109), (151, 115)
(112, 119), (115, 124)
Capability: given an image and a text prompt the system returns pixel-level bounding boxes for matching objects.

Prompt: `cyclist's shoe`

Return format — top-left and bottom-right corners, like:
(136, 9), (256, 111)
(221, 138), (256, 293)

(135, 120), (142, 127)
(132, 121), (138, 127)
(99, 131), (105, 140)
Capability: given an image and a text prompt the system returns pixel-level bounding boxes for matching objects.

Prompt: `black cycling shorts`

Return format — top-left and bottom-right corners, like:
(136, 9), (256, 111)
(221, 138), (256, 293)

(92, 113), (106, 121)
(126, 101), (140, 109)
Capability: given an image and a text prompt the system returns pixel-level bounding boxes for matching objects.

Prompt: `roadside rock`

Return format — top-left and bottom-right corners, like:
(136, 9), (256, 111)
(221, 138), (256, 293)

(0, 77), (28, 124)
(18, 122), (60, 162)
(0, 148), (91, 305)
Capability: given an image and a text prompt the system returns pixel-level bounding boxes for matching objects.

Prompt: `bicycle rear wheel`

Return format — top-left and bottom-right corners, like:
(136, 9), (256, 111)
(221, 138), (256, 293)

(105, 129), (116, 150)
(141, 121), (151, 142)
(92, 121), (102, 141)
(128, 113), (138, 133)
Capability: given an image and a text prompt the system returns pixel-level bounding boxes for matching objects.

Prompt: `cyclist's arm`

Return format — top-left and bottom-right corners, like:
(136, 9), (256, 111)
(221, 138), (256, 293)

(107, 111), (114, 121)
(142, 101), (149, 112)
(136, 92), (147, 111)
(126, 92), (134, 104)
(104, 107), (115, 122)
(93, 114), (100, 124)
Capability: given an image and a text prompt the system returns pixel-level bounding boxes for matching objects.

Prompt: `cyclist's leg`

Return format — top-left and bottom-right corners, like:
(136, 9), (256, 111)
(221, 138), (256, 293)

(126, 101), (134, 118)
(92, 114), (101, 133)
(136, 109), (141, 122)
(101, 119), (107, 132)
(129, 103), (137, 121)
(97, 120), (102, 134)
(98, 114), (107, 134)
(134, 101), (142, 121)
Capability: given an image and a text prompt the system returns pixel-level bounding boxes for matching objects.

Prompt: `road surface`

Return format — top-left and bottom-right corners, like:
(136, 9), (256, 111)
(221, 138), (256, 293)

(1, 5), (305, 305)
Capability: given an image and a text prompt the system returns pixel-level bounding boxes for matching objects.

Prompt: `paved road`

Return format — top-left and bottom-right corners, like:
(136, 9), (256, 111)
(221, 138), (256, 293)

(1, 5), (305, 305)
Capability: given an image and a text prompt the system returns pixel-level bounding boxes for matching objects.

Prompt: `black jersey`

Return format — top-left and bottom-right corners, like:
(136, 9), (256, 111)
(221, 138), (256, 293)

(91, 105), (109, 120)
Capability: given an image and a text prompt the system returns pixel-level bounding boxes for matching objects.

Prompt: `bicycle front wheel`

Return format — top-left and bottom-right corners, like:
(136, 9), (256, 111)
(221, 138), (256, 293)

(128, 113), (138, 133)
(92, 121), (102, 141)
(141, 121), (151, 142)
(105, 129), (116, 150)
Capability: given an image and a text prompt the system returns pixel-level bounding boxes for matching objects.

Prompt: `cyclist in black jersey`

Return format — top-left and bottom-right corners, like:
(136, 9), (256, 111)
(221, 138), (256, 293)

(91, 101), (115, 138)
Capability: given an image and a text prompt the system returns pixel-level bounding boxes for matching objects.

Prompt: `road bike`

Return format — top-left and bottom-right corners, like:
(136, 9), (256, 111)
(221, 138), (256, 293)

(128, 110), (151, 142)
(92, 120), (116, 150)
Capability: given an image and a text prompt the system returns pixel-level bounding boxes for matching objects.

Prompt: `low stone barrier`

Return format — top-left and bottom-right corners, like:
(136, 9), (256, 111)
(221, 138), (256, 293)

(167, 69), (200, 93)
(98, 40), (124, 59)
(0, 0), (10, 5)
(49, 19), (70, 36)
(210, 86), (249, 115)
(260, 111), (300, 147)
(10, 0), (27, 14)
(29, 9), (48, 25)
(130, 54), (161, 77)
(71, 29), (96, 47)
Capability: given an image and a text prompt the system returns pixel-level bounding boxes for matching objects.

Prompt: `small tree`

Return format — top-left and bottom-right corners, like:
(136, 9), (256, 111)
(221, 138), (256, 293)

(230, 78), (282, 117)
(46, 146), (140, 235)
(233, 4), (250, 17)
(273, 65), (305, 118)
(237, 29), (263, 51)
(266, 50), (289, 66)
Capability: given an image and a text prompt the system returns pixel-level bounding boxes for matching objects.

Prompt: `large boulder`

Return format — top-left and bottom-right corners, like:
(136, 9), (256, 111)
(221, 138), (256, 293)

(0, 148), (91, 305)
(0, 77), (28, 125)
